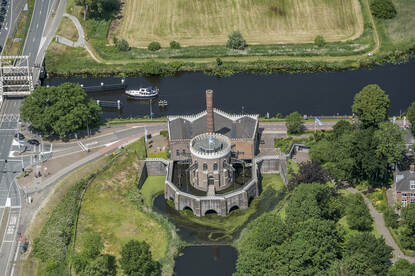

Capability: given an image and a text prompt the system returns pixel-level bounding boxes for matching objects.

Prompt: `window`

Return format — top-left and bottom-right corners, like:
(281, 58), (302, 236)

(411, 198), (415, 203)
(213, 163), (218, 171)
(176, 149), (180, 156)
(183, 149), (186, 155)
(411, 180), (415, 190)
(403, 193), (408, 197)
(203, 163), (208, 171)
(208, 176), (214, 186)
(402, 199), (407, 207)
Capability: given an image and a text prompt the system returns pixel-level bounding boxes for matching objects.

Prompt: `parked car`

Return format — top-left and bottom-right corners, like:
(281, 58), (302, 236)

(14, 133), (25, 140)
(0, 15), (4, 22)
(1, 1), (6, 7)
(0, 7), (6, 14)
(27, 139), (40, 146)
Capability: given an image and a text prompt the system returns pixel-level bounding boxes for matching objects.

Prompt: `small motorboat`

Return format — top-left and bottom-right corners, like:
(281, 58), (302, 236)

(158, 99), (168, 107)
(125, 87), (159, 99)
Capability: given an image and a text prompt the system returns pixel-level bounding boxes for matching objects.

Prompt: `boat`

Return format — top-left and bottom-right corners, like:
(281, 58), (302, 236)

(158, 99), (168, 107)
(125, 87), (159, 99)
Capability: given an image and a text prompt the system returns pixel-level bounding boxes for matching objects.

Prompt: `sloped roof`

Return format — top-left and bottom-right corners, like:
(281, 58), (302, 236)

(168, 109), (258, 140)
(396, 170), (415, 192)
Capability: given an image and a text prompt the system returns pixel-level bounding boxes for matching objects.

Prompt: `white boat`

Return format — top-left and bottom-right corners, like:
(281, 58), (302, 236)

(125, 87), (159, 99)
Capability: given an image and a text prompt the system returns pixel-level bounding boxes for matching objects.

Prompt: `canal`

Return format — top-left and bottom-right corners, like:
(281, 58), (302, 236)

(44, 58), (415, 120)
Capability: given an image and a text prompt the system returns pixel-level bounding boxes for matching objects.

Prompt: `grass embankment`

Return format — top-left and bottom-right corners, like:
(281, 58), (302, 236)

(45, 0), (380, 76)
(17, 157), (110, 275)
(75, 149), (179, 275)
(141, 176), (165, 207)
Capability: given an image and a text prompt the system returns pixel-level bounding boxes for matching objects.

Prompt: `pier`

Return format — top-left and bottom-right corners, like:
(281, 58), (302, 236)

(80, 79), (126, 93)
(96, 100), (122, 109)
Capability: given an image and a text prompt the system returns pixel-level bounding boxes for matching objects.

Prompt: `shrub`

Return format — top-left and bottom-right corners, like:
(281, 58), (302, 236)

(116, 39), (130, 51)
(370, 0), (397, 19)
(314, 35), (325, 47)
(120, 240), (161, 276)
(148, 41), (161, 51)
(169, 40), (181, 49)
(383, 207), (398, 229)
(216, 57), (223, 66)
(226, 31), (247, 50)
(160, 130), (168, 139)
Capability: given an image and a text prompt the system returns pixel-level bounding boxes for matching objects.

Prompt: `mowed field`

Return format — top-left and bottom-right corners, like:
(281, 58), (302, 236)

(114, 0), (363, 47)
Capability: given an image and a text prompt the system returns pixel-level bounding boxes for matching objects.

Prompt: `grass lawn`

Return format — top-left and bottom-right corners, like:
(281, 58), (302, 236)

(337, 215), (381, 240)
(113, 0), (363, 47)
(386, 0), (415, 42)
(169, 174), (286, 241)
(75, 152), (168, 265)
(366, 187), (388, 213)
(148, 152), (169, 159)
(141, 176), (165, 207)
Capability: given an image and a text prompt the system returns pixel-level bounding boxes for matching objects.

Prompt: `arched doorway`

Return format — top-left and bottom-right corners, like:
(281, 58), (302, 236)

(208, 176), (214, 186)
(229, 205), (240, 213)
(183, 206), (194, 214)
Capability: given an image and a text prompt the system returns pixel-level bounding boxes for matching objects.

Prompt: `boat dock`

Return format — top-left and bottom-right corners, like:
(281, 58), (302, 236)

(96, 100), (122, 109)
(81, 79), (126, 93)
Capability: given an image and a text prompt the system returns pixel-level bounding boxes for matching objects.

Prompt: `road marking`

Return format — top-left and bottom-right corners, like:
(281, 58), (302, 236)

(105, 141), (119, 147)
(36, 23), (38, 29)
(86, 141), (98, 146)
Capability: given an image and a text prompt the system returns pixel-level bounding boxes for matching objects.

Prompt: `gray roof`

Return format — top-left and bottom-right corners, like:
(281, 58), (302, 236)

(396, 170), (415, 192)
(168, 110), (258, 140)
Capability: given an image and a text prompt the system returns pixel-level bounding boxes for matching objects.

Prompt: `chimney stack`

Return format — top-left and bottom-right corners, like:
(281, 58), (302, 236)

(206, 90), (214, 133)
(410, 164), (415, 173)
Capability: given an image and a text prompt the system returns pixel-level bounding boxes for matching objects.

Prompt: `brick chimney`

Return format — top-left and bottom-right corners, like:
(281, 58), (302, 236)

(206, 89), (214, 133)
(411, 164), (415, 173)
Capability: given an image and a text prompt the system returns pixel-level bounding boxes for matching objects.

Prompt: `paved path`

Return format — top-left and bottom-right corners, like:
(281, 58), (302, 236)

(56, 13), (85, 47)
(348, 187), (415, 263)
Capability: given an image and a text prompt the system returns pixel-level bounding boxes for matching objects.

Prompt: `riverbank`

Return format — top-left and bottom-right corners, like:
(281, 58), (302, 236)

(44, 0), (415, 77)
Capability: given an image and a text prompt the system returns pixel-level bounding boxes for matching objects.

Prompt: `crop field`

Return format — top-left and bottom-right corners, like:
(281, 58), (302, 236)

(113, 0), (363, 47)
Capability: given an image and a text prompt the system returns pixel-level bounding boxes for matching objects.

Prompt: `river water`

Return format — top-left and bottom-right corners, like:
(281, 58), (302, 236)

(45, 58), (415, 119)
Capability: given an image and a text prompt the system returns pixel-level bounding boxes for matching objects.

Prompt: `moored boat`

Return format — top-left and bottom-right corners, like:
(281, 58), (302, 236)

(125, 87), (159, 99)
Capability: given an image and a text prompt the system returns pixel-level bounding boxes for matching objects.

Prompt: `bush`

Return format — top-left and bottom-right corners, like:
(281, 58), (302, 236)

(370, 0), (397, 19)
(169, 40), (181, 49)
(116, 39), (130, 51)
(226, 31), (247, 50)
(314, 35), (325, 47)
(120, 240), (161, 276)
(216, 57), (223, 66)
(160, 130), (168, 139)
(148, 41), (161, 51)
(383, 207), (398, 229)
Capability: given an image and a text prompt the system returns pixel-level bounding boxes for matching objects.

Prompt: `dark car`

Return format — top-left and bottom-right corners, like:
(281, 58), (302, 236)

(27, 139), (40, 146)
(0, 15), (4, 22)
(0, 8), (6, 14)
(14, 133), (25, 140)
(1, 1), (6, 7)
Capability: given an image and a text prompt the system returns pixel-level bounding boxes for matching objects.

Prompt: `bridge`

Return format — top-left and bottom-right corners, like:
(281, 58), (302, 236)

(0, 56), (34, 102)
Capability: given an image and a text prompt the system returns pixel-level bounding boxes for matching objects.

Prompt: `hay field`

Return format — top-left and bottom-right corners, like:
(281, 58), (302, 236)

(113, 0), (363, 47)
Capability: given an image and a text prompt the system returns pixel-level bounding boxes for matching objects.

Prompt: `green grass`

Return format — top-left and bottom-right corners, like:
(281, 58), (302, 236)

(337, 215), (381, 239)
(141, 176), (165, 207)
(75, 152), (168, 265)
(168, 174), (286, 242)
(389, 226), (415, 257)
(148, 152), (169, 159)
(125, 137), (147, 159)
(366, 187), (388, 213)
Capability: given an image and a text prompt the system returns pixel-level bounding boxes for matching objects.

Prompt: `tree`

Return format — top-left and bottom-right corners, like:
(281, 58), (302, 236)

(374, 121), (405, 166)
(20, 83), (101, 137)
(332, 120), (353, 138)
(83, 0), (120, 20)
(169, 41), (181, 49)
(344, 232), (393, 275)
(407, 102), (415, 135)
(352, 84), (390, 128)
(116, 39), (130, 51)
(289, 161), (329, 190)
(383, 207), (399, 229)
(388, 259), (415, 276)
(82, 233), (104, 259)
(120, 240), (160, 276)
(274, 219), (342, 274)
(226, 31), (246, 50)
(148, 41), (161, 51)
(371, 0), (397, 19)
(400, 203), (415, 250)
(83, 254), (117, 276)
(285, 111), (304, 135)
(346, 194), (373, 231)
(314, 35), (325, 47)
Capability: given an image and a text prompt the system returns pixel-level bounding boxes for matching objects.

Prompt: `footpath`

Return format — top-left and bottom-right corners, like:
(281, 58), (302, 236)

(348, 187), (415, 263)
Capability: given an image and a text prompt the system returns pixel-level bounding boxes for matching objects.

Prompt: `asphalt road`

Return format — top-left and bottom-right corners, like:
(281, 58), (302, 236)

(0, 99), (22, 276)
(22, 0), (51, 66)
(0, 0), (26, 53)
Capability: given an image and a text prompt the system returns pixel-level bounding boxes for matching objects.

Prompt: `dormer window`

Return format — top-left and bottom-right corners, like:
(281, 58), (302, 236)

(411, 180), (415, 190)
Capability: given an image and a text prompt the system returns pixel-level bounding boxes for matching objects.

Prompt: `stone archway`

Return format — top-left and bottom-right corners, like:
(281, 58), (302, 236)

(228, 205), (240, 213)
(183, 206), (194, 214)
(205, 209), (218, 215)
